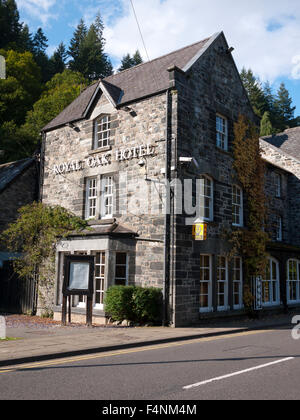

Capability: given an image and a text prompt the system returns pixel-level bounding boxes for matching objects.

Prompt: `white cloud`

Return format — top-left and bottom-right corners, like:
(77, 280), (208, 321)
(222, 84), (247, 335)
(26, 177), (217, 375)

(292, 55), (300, 80)
(104, 0), (300, 83)
(17, 0), (59, 26)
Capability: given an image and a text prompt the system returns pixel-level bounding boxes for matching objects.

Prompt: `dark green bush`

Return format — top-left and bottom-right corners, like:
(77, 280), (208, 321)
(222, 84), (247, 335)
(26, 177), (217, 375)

(104, 285), (163, 324)
(132, 287), (163, 324)
(104, 286), (135, 322)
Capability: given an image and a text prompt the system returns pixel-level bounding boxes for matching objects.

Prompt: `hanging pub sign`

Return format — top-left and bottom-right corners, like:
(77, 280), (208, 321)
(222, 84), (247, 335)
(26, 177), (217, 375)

(62, 255), (95, 326)
(192, 223), (207, 241)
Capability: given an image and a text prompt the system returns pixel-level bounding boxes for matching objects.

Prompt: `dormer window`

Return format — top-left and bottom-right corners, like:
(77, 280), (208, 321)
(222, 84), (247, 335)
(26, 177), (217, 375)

(94, 115), (111, 149)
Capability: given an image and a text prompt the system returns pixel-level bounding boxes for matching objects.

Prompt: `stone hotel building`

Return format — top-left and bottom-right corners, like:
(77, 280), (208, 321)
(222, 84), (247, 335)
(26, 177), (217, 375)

(40, 32), (300, 326)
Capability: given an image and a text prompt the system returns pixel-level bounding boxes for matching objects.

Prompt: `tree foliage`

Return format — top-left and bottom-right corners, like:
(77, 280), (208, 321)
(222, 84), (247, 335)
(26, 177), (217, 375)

(230, 115), (270, 311)
(1, 202), (88, 281)
(240, 67), (298, 134)
(0, 49), (42, 126)
(118, 50), (143, 72)
(0, 0), (22, 50)
(68, 14), (113, 81)
(260, 111), (273, 136)
(0, 69), (87, 163)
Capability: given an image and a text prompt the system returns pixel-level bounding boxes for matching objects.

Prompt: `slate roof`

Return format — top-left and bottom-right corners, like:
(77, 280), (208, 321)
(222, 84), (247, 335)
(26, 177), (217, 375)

(68, 222), (138, 238)
(262, 128), (300, 161)
(43, 35), (216, 132)
(0, 158), (35, 193)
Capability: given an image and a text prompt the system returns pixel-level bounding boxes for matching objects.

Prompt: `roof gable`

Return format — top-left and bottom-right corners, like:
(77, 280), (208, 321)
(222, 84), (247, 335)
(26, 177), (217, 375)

(43, 34), (218, 132)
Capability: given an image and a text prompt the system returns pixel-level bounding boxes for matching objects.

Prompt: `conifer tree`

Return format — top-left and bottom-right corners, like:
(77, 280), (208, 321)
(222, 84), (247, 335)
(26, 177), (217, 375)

(68, 14), (113, 81)
(68, 18), (88, 72)
(240, 68), (267, 117)
(49, 42), (67, 76)
(32, 27), (52, 82)
(260, 111), (273, 136)
(274, 82), (296, 131)
(118, 49), (143, 72)
(0, 0), (22, 49)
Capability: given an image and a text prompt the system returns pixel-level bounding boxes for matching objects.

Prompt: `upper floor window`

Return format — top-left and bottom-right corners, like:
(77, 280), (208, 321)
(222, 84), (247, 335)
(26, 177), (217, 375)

(94, 115), (111, 149)
(232, 185), (243, 227)
(85, 175), (114, 220)
(86, 178), (98, 219)
(275, 173), (282, 198)
(101, 176), (114, 219)
(199, 176), (214, 221)
(216, 114), (228, 151)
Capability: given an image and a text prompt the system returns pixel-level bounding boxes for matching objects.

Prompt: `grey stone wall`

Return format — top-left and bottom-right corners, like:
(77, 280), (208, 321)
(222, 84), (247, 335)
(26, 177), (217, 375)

(260, 139), (300, 247)
(41, 91), (173, 303)
(172, 34), (259, 326)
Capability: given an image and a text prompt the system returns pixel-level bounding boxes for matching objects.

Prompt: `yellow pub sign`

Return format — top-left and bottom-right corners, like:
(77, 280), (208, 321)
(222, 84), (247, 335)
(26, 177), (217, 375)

(192, 223), (208, 241)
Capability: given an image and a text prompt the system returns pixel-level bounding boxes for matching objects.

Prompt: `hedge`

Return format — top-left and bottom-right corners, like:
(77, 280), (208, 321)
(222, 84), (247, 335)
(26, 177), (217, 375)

(104, 285), (163, 324)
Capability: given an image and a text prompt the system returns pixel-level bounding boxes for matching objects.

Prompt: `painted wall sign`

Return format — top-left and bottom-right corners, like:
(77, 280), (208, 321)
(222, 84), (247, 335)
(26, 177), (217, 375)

(53, 144), (156, 175)
(192, 223), (207, 241)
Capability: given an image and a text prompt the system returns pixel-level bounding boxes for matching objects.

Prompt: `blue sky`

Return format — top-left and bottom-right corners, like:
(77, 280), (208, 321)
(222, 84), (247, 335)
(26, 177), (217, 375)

(16, 0), (300, 117)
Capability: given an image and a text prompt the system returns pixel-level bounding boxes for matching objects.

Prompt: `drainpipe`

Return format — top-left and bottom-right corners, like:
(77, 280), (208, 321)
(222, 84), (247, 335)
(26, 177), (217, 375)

(163, 89), (172, 326)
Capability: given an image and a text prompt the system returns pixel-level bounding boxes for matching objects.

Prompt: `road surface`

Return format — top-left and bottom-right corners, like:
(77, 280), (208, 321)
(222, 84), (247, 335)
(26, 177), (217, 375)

(0, 326), (299, 400)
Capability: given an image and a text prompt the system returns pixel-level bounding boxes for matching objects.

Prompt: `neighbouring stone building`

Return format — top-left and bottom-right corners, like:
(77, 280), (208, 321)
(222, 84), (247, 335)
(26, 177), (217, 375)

(0, 158), (39, 314)
(260, 128), (300, 310)
(40, 31), (300, 326)
(0, 157), (38, 262)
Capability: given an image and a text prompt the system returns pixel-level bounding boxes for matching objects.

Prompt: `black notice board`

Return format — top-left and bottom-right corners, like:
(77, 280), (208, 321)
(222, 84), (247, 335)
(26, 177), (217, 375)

(63, 255), (94, 297)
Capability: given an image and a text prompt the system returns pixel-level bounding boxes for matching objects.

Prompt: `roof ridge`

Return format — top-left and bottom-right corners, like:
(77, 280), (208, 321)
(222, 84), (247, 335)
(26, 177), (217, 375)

(105, 37), (212, 80)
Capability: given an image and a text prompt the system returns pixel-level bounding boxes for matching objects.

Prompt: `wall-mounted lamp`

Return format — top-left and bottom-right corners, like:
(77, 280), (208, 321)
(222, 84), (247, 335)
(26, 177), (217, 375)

(67, 122), (80, 132)
(123, 106), (137, 117)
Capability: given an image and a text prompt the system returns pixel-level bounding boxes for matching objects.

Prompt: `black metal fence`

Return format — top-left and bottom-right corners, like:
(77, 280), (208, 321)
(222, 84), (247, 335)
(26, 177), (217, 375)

(0, 261), (37, 314)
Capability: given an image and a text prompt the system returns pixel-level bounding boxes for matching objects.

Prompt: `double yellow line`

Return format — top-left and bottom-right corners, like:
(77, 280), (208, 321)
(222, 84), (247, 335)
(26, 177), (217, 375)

(0, 329), (271, 375)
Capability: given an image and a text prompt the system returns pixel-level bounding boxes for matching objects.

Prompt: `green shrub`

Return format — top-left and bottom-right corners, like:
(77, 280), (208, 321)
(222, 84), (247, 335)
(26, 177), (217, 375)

(104, 285), (163, 324)
(132, 287), (163, 324)
(104, 286), (136, 323)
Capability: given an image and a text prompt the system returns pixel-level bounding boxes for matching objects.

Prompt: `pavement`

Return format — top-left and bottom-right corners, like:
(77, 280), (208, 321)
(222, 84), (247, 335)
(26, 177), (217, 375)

(0, 311), (298, 368)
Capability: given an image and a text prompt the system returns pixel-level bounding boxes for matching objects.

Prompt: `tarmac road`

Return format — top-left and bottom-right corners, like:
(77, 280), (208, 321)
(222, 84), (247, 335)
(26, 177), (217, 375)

(0, 326), (299, 401)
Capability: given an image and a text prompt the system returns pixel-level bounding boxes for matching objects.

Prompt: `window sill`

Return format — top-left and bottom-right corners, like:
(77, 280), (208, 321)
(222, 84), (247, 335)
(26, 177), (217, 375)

(89, 145), (112, 155)
(215, 146), (232, 156)
(87, 218), (116, 226)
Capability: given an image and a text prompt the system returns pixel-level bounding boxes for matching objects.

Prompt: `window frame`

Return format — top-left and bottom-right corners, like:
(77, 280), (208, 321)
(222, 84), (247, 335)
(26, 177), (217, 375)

(262, 257), (280, 307)
(100, 175), (114, 220)
(217, 256), (229, 311)
(76, 251), (106, 310)
(93, 114), (111, 150)
(233, 256), (243, 310)
(216, 114), (228, 151)
(85, 175), (115, 221)
(115, 253), (128, 286)
(198, 175), (214, 222)
(232, 185), (244, 227)
(199, 254), (213, 313)
(85, 177), (99, 220)
(94, 251), (106, 310)
(287, 259), (300, 304)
